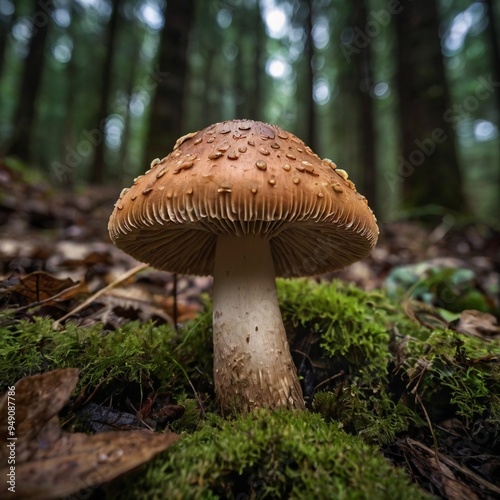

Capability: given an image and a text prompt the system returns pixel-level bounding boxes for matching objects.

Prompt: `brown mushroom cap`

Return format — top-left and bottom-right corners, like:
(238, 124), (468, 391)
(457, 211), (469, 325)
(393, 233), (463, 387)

(108, 119), (379, 277)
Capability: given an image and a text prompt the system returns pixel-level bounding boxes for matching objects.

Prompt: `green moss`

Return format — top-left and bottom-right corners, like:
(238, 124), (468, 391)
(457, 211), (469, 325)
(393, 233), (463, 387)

(277, 279), (500, 443)
(402, 329), (500, 424)
(313, 386), (416, 445)
(277, 279), (394, 377)
(0, 311), (214, 398)
(106, 410), (428, 500)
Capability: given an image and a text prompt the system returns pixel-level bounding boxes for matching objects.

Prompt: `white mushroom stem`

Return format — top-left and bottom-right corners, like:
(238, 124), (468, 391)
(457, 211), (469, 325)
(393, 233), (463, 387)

(212, 234), (305, 413)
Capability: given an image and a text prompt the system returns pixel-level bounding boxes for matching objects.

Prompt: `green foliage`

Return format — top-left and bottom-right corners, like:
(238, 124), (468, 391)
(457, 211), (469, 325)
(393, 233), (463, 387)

(107, 410), (428, 500)
(386, 265), (494, 313)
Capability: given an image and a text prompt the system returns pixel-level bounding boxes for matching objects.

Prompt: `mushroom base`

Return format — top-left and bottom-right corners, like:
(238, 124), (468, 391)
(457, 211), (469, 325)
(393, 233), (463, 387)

(212, 235), (305, 414)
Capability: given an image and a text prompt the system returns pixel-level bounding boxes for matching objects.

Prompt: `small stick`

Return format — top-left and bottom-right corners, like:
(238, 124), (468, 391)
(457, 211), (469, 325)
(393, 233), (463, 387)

(406, 438), (500, 496)
(52, 263), (149, 330)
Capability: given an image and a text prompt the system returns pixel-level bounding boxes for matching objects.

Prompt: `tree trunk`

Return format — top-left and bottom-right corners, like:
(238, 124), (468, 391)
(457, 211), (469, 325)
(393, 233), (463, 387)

(394, 0), (466, 214)
(7, 0), (53, 163)
(118, 33), (141, 182)
(144, 0), (195, 162)
(0, 5), (14, 80)
(249, 1), (265, 121)
(304, 0), (316, 150)
(235, 1), (265, 121)
(484, 0), (500, 90)
(350, 0), (377, 212)
(90, 0), (121, 184)
(201, 48), (216, 125)
(484, 0), (500, 168)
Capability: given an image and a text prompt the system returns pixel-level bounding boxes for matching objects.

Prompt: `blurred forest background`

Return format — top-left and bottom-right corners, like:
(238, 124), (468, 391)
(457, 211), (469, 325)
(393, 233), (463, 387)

(0, 0), (499, 224)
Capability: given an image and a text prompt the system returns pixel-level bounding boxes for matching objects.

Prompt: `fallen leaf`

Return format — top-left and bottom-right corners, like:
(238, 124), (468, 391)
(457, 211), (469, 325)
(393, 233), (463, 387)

(78, 402), (148, 432)
(0, 369), (179, 499)
(449, 309), (500, 340)
(0, 271), (86, 307)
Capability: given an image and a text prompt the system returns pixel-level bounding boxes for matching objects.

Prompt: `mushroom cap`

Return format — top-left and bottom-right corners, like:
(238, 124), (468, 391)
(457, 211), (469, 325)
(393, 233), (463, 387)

(108, 119), (379, 277)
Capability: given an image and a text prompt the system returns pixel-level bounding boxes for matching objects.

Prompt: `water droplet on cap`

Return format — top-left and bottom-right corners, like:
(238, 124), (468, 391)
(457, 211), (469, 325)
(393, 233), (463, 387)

(208, 152), (224, 160)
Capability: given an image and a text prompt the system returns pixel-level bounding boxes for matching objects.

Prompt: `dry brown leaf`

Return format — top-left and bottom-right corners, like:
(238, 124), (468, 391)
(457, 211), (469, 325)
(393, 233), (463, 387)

(449, 309), (500, 340)
(0, 271), (86, 306)
(426, 456), (478, 500)
(0, 369), (179, 499)
(0, 368), (79, 464)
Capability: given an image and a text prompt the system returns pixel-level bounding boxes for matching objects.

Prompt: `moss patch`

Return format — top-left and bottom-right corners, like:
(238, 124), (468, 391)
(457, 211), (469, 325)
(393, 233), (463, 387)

(0, 311), (214, 406)
(106, 410), (428, 500)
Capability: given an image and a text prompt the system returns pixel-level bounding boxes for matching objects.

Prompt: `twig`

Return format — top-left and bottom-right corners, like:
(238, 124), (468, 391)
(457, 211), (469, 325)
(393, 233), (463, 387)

(52, 263), (149, 329)
(314, 370), (345, 392)
(10, 280), (86, 314)
(415, 393), (441, 470)
(406, 438), (500, 496)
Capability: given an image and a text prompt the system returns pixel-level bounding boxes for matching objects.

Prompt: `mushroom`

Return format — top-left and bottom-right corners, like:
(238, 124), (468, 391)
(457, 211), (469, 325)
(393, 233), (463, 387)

(108, 119), (379, 413)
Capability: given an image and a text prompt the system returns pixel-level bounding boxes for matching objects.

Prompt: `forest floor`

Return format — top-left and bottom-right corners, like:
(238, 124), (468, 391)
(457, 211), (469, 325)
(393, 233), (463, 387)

(0, 160), (499, 499)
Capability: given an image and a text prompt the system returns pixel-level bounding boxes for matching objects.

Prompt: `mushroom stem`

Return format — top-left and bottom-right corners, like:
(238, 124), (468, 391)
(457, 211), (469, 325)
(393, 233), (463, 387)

(212, 235), (305, 413)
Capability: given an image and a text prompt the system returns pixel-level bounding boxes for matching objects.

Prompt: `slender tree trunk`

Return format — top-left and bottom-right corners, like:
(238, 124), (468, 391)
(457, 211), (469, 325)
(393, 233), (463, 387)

(484, 0), (500, 88)
(352, 0), (377, 212)
(248, 0), (264, 121)
(394, 0), (466, 213)
(7, 0), (53, 162)
(90, 0), (121, 183)
(236, 1), (264, 120)
(0, 7), (13, 79)
(234, 37), (247, 119)
(118, 33), (140, 181)
(483, 0), (500, 173)
(304, 0), (316, 150)
(144, 0), (195, 161)
(201, 48), (216, 125)
(54, 0), (79, 187)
